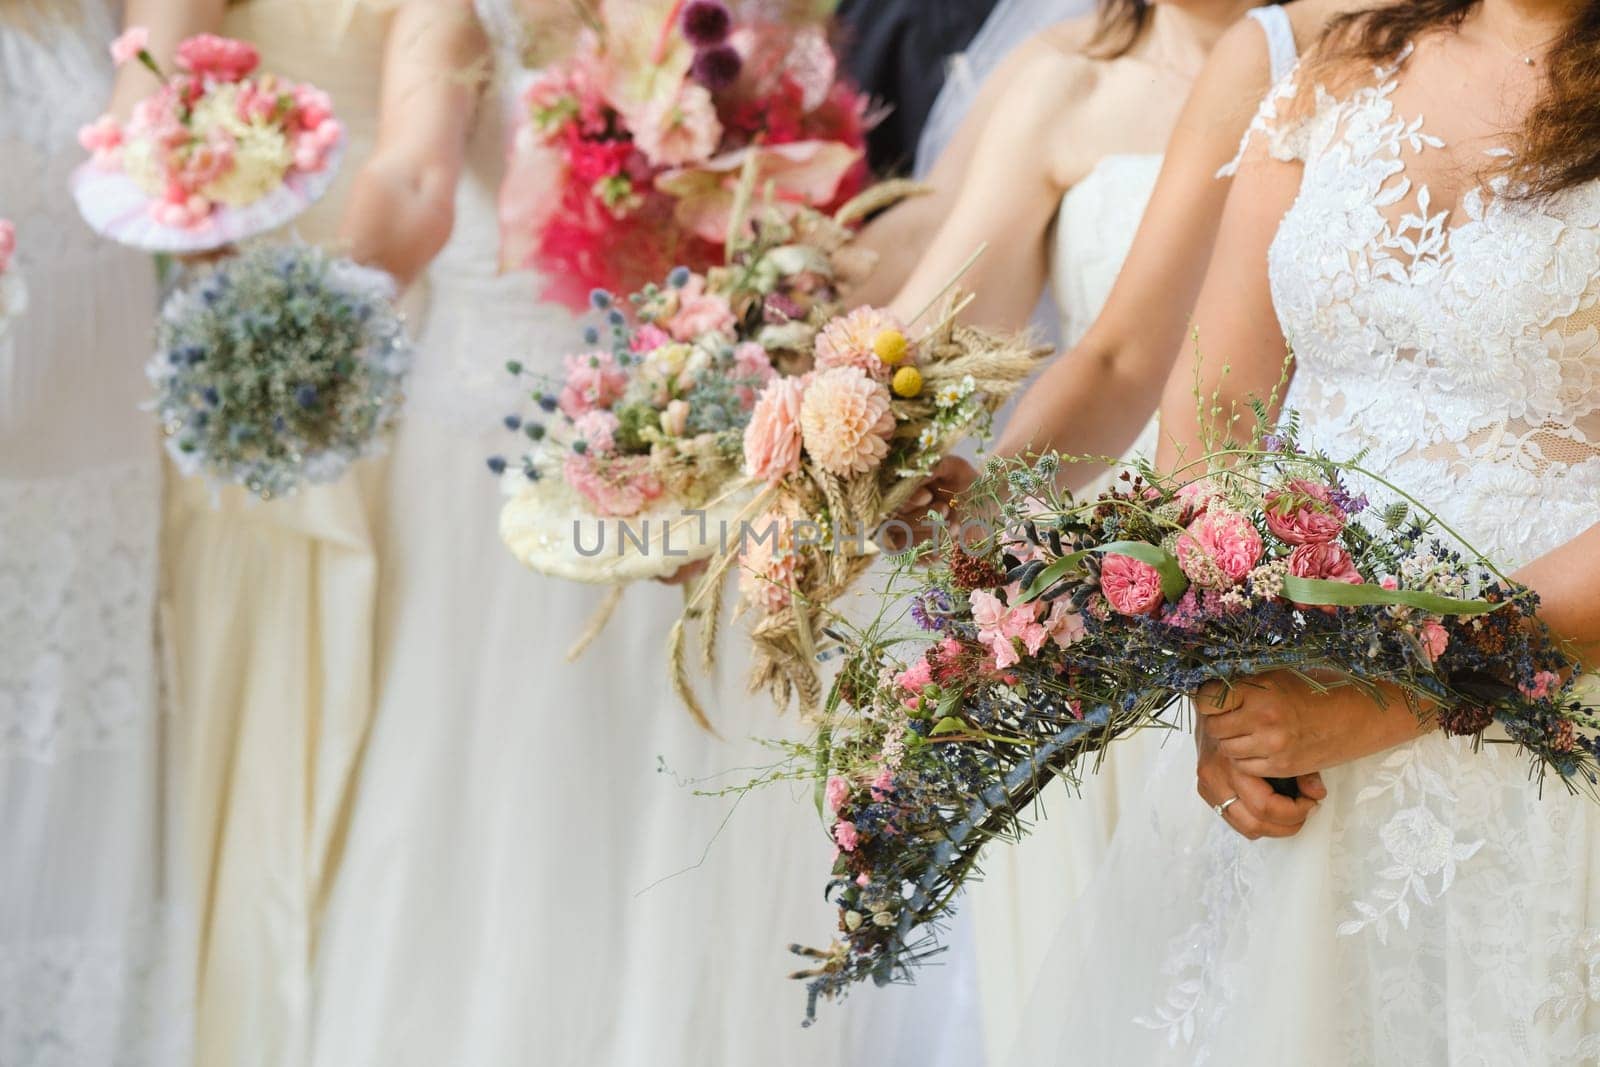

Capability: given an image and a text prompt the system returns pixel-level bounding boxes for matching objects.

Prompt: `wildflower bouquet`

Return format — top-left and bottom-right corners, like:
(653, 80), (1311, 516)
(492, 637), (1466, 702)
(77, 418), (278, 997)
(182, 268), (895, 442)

(494, 174), (891, 588)
(0, 220), (24, 343)
(499, 0), (869, 311)
(73, 29), (343, 253)
(151, 244), (411, 499)
(669, 298), (1049, 722)
(786, 430), (1600, 1020)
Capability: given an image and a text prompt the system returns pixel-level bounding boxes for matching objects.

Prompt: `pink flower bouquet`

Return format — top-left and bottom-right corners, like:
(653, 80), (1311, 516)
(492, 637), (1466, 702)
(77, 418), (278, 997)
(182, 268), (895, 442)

(498, 0), (870, 312)
(71, 29), (344, 253)
(670, 299), (1048, 721)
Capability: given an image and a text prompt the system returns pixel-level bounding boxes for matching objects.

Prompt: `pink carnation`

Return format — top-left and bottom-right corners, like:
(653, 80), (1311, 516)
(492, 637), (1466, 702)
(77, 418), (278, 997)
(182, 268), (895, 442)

(292, 85), (335, 131)
(1100, 553), (1165, 617)
(563, 452), (662, 518)
(558, 350), (629, 419)
(814, 306), (902, 381)
(833, 819), (859, 852)
(664, 274), (736, 341)
(733, 342), (777, 407)
(970, 588), (1048, 670)
(78, 114), (124, 167)
(894, 657), (934, 699)
(798, 366), (894, 477)
(0, 220), (14, 275)
(1288, 542), (1363, 585)
(1176, 510), (1263, 589)
(743, 376), (806, 483)
(1523, 670), (1562, 700)
(630, 83), (723, 167)
(110, 26), (149, 67)
(571, 409), (620, 454)
(1417, 618), (1450, 666)
(1265, 479), (1347, 545)
(174, 33), (260, 83)
(826, 776), (849, 812)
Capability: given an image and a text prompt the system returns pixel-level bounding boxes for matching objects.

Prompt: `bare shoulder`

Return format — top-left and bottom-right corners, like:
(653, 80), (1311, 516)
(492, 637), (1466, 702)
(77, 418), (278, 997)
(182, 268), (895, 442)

(997, 18), (1103, 105)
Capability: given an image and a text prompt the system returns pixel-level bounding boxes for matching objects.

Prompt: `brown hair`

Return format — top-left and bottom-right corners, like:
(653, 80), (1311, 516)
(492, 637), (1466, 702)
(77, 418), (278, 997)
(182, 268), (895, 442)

(0, 0), (83, 34)
(1086, 0), (1289, 60)
(1320, 1), (1600, 199)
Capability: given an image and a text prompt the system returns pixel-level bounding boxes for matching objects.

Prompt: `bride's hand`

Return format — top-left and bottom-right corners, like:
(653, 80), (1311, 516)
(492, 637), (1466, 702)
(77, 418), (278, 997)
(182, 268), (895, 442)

(1196, 711), (1323, 840)
(1197, 672), (1433, 782)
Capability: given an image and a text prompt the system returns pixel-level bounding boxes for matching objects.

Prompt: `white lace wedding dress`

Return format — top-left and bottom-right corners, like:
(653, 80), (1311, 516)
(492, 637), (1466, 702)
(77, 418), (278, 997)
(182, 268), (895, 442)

(968, 8), (1298, 1056)
(0, 3), (192, 1063)
(312, 4), (982, 1063)
(1010, 44), (1600, 1064)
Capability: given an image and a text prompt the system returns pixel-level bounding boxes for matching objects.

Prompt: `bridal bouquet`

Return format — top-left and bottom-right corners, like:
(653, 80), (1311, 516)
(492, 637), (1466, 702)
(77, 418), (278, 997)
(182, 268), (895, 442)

(785, 427), (1600, 1020)
(670, 303), (1048, 721)
(151, 244), (411, 499)
(73, 29), (343, 253)
(0, 220), (24, 342)
(499, 0), (869, 311)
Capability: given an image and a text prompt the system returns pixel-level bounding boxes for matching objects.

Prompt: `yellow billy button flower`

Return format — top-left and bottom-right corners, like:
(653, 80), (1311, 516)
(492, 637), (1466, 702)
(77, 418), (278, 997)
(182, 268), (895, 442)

(873, 329), (909, 365)
(891, 365), (923, 398)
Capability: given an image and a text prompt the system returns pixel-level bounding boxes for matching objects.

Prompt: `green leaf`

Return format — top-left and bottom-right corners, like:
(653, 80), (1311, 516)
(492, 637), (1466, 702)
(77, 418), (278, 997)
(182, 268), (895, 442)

(1281, 576), (1503, 615)
(930, 717), (968, 737)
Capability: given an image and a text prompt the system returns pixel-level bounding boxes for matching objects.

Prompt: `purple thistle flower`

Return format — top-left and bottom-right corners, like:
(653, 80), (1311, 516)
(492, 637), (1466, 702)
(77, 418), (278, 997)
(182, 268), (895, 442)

(682, 1), (732, 47)
(910, 589), (953, 632)
(691, 44), (743, 92)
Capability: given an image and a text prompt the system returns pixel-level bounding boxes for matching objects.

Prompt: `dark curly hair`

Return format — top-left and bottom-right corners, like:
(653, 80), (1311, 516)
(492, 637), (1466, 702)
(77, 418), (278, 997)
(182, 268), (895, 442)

(1321, 1), (1600, 200)
(1086, 0), (1290, 60)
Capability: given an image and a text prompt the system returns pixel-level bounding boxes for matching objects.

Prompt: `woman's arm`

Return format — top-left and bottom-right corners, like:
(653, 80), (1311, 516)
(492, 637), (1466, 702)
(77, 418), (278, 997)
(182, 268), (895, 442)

(848, 25), (1063, 310)
(336, 0), (489, 290)
(109, 0), (226, 117)
(994, 17), (1280, 485)
(884, 38), (1093, 332)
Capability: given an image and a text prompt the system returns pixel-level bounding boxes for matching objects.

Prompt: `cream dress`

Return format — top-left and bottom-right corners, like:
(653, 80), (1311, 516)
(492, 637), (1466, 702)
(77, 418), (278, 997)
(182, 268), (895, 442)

(162, 3), (394, 1065)
(967, 8), (1299, 1060)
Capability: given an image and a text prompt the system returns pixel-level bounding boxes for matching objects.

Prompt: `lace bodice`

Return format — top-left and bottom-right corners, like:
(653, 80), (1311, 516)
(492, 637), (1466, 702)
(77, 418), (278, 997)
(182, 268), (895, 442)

(1270, 49), (1600, 568)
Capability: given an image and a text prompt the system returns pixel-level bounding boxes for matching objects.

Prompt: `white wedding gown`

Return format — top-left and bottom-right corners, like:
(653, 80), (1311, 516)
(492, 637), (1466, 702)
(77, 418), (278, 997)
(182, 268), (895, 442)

(0, 3), (192, 1063)
(1011, 44), (1600, 1064)
(313, 5), (982, 1063)
(967, 8), (1298, 1057)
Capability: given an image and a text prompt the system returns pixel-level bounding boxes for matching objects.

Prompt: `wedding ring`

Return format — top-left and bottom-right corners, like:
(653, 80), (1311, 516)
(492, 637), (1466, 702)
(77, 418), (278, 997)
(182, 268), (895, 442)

(1214, 796), (1240, 818)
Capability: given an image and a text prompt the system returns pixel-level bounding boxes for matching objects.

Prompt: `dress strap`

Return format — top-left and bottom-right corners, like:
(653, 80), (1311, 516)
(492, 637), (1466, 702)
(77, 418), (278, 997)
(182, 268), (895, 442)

(1246, 5), (1298, 83)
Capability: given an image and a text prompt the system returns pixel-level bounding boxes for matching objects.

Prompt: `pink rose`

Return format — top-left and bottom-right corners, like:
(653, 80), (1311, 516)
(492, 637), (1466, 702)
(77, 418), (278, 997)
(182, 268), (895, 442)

(894, 657), (934, 696)
(742, 376), (806, 483)
(664, 275), (736, 341)
(558, 350), (629, 419)
(832, 819), (859, 852)
(1417, 618), (1450, 665)
(1100, 553), (1165, 617)
(110, 26), (149, 67)
(174, 33), (260, 83)
(825, 776), (849, 812)
(1176, 510), (1263, 589)
(1287, 542), (1363, 585)
(1265, 479), (1347, 545)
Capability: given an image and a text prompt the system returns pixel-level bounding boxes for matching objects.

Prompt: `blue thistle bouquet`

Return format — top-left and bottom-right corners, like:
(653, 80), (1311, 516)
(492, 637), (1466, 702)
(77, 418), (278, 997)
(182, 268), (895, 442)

(150, 244), (411, 499)
(785, 425), (1600, 1022)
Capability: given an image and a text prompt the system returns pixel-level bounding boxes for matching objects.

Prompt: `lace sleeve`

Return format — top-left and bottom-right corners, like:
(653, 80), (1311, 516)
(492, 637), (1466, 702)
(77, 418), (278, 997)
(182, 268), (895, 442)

(1217, 66), (1310, 178)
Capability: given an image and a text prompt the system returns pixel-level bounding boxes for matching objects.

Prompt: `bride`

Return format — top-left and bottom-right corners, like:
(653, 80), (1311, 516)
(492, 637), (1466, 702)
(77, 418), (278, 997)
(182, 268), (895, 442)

(1015, 0), (1600, 1058)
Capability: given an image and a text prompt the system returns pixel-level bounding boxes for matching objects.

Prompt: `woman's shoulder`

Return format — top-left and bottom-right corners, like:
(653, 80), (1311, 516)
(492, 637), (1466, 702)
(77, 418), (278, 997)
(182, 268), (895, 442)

(998, 17), (1105, 102)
